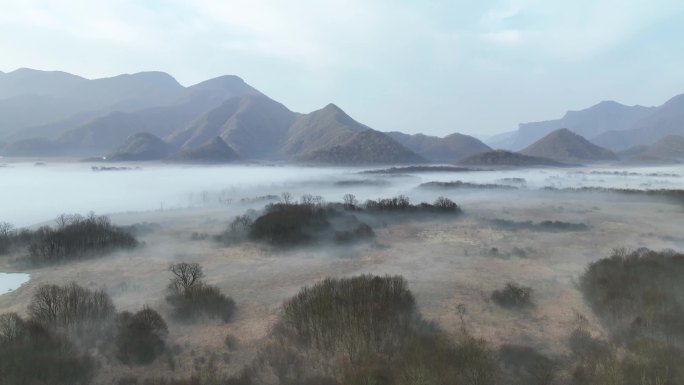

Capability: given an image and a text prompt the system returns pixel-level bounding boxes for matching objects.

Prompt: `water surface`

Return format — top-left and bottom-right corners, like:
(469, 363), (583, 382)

(0, 272), (30, 294)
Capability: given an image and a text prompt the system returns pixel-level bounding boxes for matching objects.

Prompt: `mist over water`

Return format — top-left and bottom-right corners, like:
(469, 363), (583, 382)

(1, 161), (682, 227)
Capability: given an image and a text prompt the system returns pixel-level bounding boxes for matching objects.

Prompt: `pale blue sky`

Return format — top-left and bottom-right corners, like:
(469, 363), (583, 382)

(1, 0), (684, 137)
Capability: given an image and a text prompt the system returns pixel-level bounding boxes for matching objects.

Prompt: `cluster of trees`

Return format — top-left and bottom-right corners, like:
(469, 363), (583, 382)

(28, 282), (115, 343)
(363, 195), (461, 213)
(217, 195), (373, 247)
(0, 312), (95, 385)
(166, 262), (236, 322)
(0, 282), (168, 385)
(217, 194), (460, 247)
(572, 248), (684, 384)
(0, 213), (138, 265)
(0, 261), (238, 384)
(28, 213), (138, 264)
(0, 221), (42, 256)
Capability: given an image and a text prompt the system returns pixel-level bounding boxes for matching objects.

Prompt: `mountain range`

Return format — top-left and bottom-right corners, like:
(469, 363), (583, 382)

(0, 68), (489, 165)
(488, 94), (684, 152)
(2, 68), (683, 165)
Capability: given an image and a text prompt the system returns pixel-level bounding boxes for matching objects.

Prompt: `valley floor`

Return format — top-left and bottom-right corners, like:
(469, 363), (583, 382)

(2, 185), (681, 383)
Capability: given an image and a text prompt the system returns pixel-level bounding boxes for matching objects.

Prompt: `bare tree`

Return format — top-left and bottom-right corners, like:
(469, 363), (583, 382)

(0, 313), (24, 343)
(300, 194), (315, 206)
(168, 262), (204, 295)
(281, 192), (293, 205)
(0, 222), (13, 237)
(343, 194), (358, 209)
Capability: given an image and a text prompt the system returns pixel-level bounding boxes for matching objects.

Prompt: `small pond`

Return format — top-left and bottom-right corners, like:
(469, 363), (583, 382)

(0, 272), (30, 294)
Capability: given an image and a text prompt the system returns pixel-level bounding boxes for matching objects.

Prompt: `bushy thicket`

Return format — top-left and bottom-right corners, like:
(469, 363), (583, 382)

(580, 248), (684, 342)
(249, 202), (333, 245)
(0, 312), (95, 385)
(249, 275), (497, 385)
(279, 275), (418, 363)
(491, 282), (534, 309)
(0, 214), (138, 264)
(166, 262), (236, 322)
(115, 307), (168, 365)
(572, 248), (684, 384)
(217, 194), (460, 248)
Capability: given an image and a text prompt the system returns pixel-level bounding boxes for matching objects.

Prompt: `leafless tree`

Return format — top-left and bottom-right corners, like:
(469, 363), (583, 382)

(0, 222), (13, 237)
(281, 192), (293, 205)
(168, 262), (204, 295)
(343, 194), (358, 209)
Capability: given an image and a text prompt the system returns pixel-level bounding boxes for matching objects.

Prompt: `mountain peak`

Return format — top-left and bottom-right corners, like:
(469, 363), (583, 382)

(521, 128), (617, 162)
(322, 103), (343, 112)
(186, 75), (260, 100)
(168, 136), (240, 163)
(295, 129), (425, 165)
(106, 132), (172, 161)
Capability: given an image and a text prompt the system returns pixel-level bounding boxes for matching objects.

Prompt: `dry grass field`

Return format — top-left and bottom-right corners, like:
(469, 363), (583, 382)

(2, 187), (681, 383)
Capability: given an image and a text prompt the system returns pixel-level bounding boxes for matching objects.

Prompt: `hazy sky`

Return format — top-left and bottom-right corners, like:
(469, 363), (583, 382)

(1, 0), (684, 137)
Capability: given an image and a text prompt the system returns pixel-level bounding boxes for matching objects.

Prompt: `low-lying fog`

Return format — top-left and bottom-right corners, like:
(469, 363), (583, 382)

(2, 161), (682, 227)
(3, 159), (684, 384)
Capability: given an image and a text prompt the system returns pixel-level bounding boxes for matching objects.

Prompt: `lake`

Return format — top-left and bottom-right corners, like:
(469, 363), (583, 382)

(0, 272), (30, 294)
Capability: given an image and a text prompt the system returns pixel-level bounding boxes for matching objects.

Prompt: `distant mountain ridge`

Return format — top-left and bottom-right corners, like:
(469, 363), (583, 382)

(618, 135), (684, 164)
(386, 132), (491, 163)
(0, 68), (445, 165)
(492, 101), (655, 151)
(489, 92), (684, 153)
(593, 93), (684, 150)
(458, 150), (567, 167)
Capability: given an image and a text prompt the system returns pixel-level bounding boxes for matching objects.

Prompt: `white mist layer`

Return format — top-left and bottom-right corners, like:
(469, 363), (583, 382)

(1, 162), (682, 227)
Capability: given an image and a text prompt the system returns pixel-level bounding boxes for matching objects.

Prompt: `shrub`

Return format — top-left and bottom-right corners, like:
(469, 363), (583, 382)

(491, 283), (533, 309)
(249, 203), (331, 245)
(166, 263), (236, 322)
(115, 307), (168, 365)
